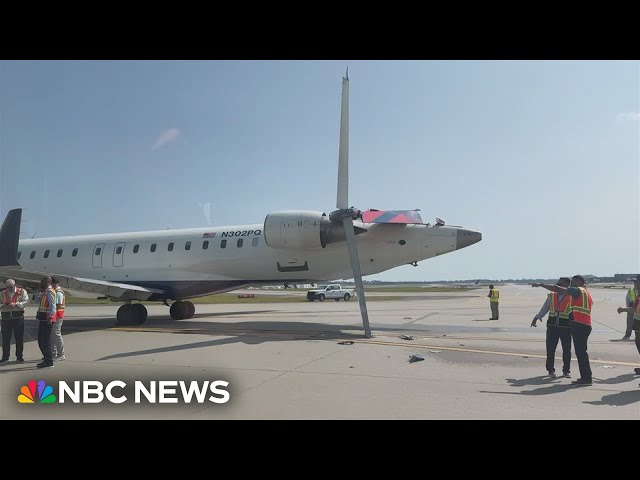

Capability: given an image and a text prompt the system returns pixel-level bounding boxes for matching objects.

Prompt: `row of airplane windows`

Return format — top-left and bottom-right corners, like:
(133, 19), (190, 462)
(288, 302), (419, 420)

(17, 238), (260, 261)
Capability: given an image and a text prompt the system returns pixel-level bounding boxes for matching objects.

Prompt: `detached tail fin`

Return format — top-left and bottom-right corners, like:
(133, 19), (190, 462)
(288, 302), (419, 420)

(0, 209), (22, 267)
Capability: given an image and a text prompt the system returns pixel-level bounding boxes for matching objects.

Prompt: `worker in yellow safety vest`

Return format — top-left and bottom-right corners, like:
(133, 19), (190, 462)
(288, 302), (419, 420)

(487, 285), (499, 320)
(617, 274), (640, 379)
(621, 276), (639, 340)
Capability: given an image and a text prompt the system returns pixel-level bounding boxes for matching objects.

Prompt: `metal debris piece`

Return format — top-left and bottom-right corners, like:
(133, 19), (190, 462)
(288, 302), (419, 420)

(403, 317), (412, 320)
(338, 341), (355, 345)
(428, 350), (442, 354)
(409, 355), (425, 363)
(400, 335), (415, 340)
(596, 365), (615, 369)
(522, 356), (529, 358)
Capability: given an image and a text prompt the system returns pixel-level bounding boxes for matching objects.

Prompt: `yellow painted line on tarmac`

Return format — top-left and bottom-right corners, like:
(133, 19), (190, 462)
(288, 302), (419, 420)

(356, 338), (640, 367)
(105, 326), (640, 367)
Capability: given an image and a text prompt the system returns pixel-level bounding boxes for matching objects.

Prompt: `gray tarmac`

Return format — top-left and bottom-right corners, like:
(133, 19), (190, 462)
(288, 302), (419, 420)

(1, 285), (638, 419)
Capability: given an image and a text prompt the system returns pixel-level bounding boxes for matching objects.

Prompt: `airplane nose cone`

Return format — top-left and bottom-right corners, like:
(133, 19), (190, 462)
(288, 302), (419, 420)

(456, 229), (482, 250)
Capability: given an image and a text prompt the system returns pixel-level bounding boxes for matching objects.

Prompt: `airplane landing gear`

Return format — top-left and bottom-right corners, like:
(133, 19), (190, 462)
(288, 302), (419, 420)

(170, 300), (195, 320)
(116, 303), (148, 325)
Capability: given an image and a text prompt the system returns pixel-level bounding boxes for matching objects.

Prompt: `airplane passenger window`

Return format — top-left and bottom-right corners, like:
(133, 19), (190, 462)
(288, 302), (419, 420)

(202, 241), (209, 250)
(252, 238), (259, 247)
(168, 242), (174, 252)
(116, 246), (122, 254)
(221, 240), (227, 249)
(17, 251), (22, 260)
(185, 241), (191, 251)
(237, 239), (243, 248)
(44, 250), (50, 258)
(95, 248), (101, 255)
(57, 249), (63, 258)
(133, 245), (139, 254)
(72, 248), (78, 257)
(30, 251), (36, 259)
(151, 244), (157, 253)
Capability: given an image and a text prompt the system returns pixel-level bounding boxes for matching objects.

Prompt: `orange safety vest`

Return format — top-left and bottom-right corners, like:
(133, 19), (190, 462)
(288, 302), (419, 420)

(55, 287), (65, 319)
(3, 287), (22, 305)
(37, 287), (56, 322)
(570, 287), (593, 327)
(548, 292), (572, 327)
(2, 288), (25, 317)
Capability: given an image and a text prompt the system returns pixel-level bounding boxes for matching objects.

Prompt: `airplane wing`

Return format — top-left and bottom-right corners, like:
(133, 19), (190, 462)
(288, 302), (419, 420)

(0, 209), (165, 301)
(362, 209), (424, 224)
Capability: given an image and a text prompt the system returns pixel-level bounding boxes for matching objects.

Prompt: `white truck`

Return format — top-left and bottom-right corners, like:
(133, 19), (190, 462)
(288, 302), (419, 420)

(306, 284), (355, 302)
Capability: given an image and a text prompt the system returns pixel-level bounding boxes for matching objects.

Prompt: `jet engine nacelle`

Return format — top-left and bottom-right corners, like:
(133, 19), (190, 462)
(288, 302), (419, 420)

(263, 210), (350, 250)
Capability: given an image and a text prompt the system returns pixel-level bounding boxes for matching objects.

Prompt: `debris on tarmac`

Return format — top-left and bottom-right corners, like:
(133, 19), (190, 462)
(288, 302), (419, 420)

(596, 365), (615, 369)
(409, 355), (425, 363)
(400, 335), (415, 340)
(338, 341), (355, 345)
(428, 350), (442, 354)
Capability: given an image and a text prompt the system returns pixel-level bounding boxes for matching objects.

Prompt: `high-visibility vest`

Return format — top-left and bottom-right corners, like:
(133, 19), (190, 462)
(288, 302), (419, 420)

(570, 287), (593, 326)
(629, 288), (637, 304)
(490, 289), (499, 302)
(548, 292), (572, 327)
(548, 292), (572, 319)
(55, 287), (65, 319)
(2, 288), (25, 314)
(3, 288), (23, 305)
(38, 287), (56, 320)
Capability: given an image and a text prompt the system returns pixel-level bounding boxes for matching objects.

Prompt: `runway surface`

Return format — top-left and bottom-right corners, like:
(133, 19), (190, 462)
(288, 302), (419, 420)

(1, 285), (638, 419)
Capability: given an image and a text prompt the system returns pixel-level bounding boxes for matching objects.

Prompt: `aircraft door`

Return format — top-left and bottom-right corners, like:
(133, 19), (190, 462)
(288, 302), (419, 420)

(92, 243), (105, 268)
(113, 242), (126, 267)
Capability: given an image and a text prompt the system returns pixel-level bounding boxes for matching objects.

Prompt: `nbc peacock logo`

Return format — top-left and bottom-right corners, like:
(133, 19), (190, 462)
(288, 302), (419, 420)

(18, 380), (57, 404)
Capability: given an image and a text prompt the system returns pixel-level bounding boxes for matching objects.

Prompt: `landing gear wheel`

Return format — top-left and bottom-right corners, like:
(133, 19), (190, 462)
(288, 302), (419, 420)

(132, 303), (148, 324)
(318, 294), (325, 302)
(184, 301), (195, 319)
(170, 301), (189, 320)
(343, 293), (351, 301)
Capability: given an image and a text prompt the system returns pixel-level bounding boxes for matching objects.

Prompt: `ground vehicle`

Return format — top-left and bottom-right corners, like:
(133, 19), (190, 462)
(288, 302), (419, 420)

(306, 284), (355, 302)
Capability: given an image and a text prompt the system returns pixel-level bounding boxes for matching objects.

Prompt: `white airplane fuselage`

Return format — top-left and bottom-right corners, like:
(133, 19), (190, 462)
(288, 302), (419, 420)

(16, 222), (480, 300)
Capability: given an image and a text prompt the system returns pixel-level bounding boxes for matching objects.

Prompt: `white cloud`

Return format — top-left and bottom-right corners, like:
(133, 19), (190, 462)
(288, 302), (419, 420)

(152, 128), (181, 150)
(616, 112), (640, 123)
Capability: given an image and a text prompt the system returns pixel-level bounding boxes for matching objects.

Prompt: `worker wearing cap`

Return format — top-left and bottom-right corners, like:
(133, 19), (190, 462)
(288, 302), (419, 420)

(531, 277), (572, 378)
(0, 279), (29, 363)
(622, 276), (639, 340)
(50, 277), (65, 361)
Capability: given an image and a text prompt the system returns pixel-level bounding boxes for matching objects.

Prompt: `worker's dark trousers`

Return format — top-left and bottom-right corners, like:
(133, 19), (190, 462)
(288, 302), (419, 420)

(545, 325), (571, 374)
(38, 321), (53, 364)
(625, 311), (634, 338)
(1, 316), (24, 360)
(570, 321), (592, 381)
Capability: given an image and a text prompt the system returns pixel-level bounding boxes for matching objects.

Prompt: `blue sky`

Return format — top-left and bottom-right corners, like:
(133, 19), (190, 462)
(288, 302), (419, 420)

(0, 60), (638, 281)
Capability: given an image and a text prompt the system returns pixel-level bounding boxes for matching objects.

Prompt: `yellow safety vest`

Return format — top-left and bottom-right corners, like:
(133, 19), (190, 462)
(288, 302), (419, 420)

(490, 289), (499, 303)
(629, 288), (637, 304)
